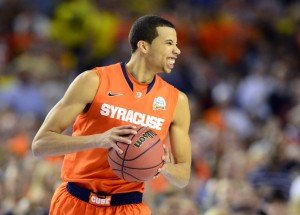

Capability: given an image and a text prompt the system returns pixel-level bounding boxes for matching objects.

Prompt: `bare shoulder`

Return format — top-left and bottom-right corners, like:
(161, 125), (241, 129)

(173, 90), (190, 124)
(74, 69), (100, 86)
(64, 69), (100, 104)
(177, 91), (189, 104)
(176, 91), (190, 112)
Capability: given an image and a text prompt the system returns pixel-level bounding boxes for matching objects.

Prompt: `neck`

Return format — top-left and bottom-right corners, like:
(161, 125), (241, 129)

(125, 56), (155, 84)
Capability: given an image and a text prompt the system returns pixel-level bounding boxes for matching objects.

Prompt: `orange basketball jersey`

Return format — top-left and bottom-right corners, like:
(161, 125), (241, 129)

(61, 62), (179, 194)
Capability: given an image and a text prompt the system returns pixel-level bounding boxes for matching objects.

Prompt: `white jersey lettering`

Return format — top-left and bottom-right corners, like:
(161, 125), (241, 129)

(100, 103), (164, 130)
(133, 112), (142, 124)
(91, 196), (110, 205)
(100, 103), (110, 116)
(117, 107), (127, 120)
(110, 105), (119, 118)
(124, 110), (134, 123)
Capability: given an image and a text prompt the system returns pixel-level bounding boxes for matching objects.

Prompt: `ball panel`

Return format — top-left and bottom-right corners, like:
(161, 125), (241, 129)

(122, 165), (163, 181)
(124, 138), (161, 159)
(109, 161), (164, 182)
(108, 126), (164, 182)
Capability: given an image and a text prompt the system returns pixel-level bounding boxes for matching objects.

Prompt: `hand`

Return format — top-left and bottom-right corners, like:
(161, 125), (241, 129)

(153, 144), (172, 179)
(95, 124), (137, 154)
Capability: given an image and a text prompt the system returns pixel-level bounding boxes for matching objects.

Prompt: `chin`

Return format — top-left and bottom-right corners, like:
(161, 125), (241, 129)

(165, 69), (172, 74)
(163, 67), (172, 74)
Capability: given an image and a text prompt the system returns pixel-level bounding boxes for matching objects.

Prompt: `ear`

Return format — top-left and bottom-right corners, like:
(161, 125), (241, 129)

(137, 41), (149, 53)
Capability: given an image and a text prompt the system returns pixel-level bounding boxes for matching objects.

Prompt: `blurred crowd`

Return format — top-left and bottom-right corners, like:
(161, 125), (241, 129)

(1, 0), (300, 214)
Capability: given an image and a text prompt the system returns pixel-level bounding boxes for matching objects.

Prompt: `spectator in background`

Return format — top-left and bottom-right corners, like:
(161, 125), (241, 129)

(204, 81), (254, 140)
(50, 0), (121, 70)
(235, 59), (275, 122)
(3, 70), (46, 119)
(156, 193), (200, 215)
(247, 142), (292, 205)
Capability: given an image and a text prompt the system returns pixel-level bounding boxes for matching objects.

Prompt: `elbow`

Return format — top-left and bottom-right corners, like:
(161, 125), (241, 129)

(177, 178), (190, 188)
(31, 143), (40, 157)
(31, 139), (43, 157)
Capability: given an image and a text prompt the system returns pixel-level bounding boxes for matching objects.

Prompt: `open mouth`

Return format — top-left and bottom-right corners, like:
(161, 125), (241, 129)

(168, 58), (175, 65)
(167, 57), (176, 69)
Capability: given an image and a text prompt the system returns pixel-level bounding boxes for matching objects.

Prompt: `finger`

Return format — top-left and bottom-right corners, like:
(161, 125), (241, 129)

(153, 171), (160, 179)
(162, 144), (169, 161)
(153, 166), (164, 179)
(163, 144), (168, 153)
(117, 128), (137, 136)
(155, 165), (166, 177)
(111, 145), (123, 154)
(115, 136), (132, 144)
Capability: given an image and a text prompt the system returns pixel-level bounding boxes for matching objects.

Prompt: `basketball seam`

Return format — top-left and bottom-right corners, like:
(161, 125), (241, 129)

(121, 144), (130, 180)
(110, 169), (145, 182)
(123, 139), (161, 161)
(136, 126), (147, 134)
(109, 159), (164, 170)
(108, 127), (163, 182)
(119, 126), (147, 181)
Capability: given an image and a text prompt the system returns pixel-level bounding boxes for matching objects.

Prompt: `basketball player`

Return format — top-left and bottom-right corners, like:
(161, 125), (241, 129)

(32, 15), (191, 215)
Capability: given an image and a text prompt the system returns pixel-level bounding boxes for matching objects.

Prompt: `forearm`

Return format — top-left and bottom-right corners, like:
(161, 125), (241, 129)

(32, 131), (97, 157)
(161, 162), (190, 188)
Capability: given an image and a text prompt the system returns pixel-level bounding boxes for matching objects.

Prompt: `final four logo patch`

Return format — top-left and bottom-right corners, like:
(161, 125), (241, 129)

(153, 97), (166, 110)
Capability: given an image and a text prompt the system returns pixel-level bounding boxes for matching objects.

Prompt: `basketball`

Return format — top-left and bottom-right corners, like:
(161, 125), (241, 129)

(108, 126), (164, 182)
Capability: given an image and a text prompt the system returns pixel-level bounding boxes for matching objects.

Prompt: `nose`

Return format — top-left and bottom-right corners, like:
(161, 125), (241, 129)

(174, 46), (181, 55)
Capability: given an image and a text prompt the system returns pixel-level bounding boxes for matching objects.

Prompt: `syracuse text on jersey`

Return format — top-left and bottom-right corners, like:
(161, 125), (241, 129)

(100, 103), (164, 130)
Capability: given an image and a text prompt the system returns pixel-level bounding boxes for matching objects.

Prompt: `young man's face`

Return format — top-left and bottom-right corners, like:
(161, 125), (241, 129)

(146, 26), (181, 74)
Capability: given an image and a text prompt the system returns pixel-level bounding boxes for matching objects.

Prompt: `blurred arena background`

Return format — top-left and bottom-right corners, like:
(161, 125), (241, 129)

(1, 0), (300, 214)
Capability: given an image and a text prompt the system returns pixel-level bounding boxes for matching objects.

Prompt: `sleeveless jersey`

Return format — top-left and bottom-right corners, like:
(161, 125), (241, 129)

(61, 62), (179, 194)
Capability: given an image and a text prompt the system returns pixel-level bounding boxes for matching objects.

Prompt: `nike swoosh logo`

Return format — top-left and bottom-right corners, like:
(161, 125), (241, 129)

(108, 91), (123, 97)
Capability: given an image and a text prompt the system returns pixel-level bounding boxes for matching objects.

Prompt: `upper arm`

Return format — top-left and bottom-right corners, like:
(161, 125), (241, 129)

(169, 91), (191, 165)
(36, 70), (99, 136)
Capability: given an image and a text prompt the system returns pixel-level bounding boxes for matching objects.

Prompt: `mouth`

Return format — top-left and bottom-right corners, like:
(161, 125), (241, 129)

(167, 57), (176, 69)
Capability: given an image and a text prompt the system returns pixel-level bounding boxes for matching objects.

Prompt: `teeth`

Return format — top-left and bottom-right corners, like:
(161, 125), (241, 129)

(169, 58), (175, 64)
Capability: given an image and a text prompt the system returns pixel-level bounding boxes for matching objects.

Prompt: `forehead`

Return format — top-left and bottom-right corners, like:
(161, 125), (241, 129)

(155, 26), (177, 42)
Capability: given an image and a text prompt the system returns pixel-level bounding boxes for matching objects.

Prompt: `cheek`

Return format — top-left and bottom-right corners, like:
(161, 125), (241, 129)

(148, 51), (162, 62)
(150, 45), (167, 55)
(148, 47), (168, 63)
